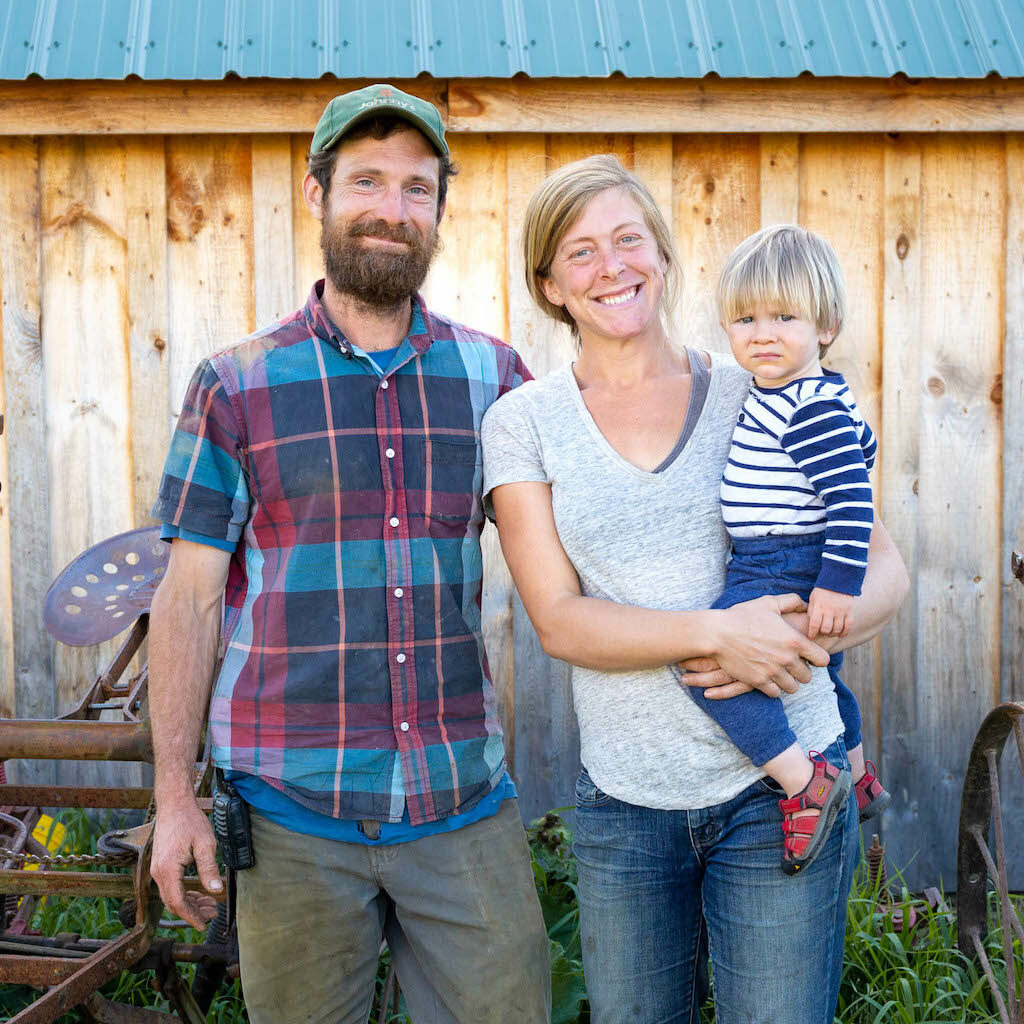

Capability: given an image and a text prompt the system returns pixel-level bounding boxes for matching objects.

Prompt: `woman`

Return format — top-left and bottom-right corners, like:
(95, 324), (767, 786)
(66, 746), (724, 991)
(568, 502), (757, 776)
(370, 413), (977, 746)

(480, 156), (907, 1023)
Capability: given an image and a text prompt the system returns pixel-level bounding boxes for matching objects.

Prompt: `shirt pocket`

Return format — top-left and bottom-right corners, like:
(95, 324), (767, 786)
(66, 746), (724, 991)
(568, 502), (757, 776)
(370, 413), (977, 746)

(416, 436), (480, 527)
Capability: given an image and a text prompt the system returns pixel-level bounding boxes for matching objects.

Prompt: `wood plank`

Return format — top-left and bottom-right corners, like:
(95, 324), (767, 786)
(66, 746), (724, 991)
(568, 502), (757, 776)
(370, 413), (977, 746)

(799, 135), (885, 774)
(290, 134), (321, 310)
(548, 133), (634, 172)
(0, 79), (447, 135)
(418, 134), (520, 774)
(502, 135), (578, 810)
(39, 137), (138, 788)
(759, 133), (799, 226)
(1003, 136), (1024, 705)
(998, 136), (1024, 882)
(673, 135), (760, 356)
(251, 134), (296, 327)
(422, 133), (509, 344)
(877, 135), (924, 872)
(633, 133), (675, 235)
(0, 138), (56, 783)
(125, 137), (169, 528)
(449, 79), (1024, 133)
(5, 79), (1024, 134)
(165, 136), (255, 425)
(0, 277), (13, 719)
(912, 135), (1005, 886)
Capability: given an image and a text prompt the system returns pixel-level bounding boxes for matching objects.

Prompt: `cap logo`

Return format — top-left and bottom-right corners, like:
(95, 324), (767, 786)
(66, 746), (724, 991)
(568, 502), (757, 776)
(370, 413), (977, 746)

(379, 87), (393, 98)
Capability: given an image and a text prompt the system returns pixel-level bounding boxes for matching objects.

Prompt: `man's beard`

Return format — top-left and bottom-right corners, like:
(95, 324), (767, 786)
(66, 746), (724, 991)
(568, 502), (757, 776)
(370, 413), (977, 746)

(321, 214), (440, 313)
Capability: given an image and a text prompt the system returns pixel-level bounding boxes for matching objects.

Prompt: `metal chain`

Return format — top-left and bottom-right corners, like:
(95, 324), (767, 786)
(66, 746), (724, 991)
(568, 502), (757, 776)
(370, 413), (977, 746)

(0, 844), (135, 867)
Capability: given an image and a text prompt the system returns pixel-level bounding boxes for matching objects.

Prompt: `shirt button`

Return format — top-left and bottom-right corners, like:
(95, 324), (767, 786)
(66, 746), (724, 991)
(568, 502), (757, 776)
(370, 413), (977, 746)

(389, 517), (399, 527)
(400, 721), (409, 732)
(396, 653), (406, 663)
(394, 588), (404, 597)
(381, 379), (389, 389)
(385, 447), (395, 459)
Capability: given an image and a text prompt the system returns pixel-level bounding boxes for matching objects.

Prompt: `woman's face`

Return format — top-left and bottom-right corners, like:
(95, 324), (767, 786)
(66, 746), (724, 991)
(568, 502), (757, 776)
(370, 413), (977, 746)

(540, 187), (667, 347)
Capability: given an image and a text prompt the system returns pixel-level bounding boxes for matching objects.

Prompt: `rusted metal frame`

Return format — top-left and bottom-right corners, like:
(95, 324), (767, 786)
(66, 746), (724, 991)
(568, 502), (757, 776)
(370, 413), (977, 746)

(82, 992), (181, 1023)
(0, 719), (155, 762)
(0, 784), (154, 809)
(985, 748), (1021, 1019)
(956, 702), (1024, 956)
(0, 809), (29, 866)
(6, 921), (157, 1023)
(0, 868), (223, 899)
(972, 930), (1013, 1024)
(5, 822), (159, 1023)
(97, 616), (148, 692)
(119, 663), (149, 723)
(63, 620), (147, 721)
(149, 939), (207, 1024)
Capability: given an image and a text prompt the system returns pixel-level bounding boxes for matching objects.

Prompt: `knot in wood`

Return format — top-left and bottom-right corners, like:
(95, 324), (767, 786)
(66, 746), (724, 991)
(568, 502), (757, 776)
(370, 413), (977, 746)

(926, 375), (945, 397)
(895, 233), (910, 261)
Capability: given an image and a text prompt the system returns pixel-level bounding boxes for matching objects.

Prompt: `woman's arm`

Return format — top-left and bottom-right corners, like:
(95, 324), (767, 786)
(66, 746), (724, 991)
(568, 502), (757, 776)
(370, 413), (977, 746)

(491, 480), (829, 690)
(679, 516), (909, 698)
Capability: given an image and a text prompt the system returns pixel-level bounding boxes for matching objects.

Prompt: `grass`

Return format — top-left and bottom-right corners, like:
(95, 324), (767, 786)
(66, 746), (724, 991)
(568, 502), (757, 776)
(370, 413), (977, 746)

(2, 809), (1020, 1023)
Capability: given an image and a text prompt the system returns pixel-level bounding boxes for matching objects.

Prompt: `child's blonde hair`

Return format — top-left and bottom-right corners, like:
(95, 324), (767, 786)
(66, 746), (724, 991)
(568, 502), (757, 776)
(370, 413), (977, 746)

(716, 224), (846, 357)
(523, 154), (681, 343)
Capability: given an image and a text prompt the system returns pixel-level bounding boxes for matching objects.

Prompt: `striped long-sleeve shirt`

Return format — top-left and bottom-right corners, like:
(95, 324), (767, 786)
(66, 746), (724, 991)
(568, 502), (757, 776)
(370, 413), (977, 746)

(720, 370), (877, 596)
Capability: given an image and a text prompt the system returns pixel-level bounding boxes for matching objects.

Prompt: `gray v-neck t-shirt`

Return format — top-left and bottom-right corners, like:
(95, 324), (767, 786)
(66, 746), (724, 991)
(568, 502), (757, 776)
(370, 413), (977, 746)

(481, 350), (843, 810)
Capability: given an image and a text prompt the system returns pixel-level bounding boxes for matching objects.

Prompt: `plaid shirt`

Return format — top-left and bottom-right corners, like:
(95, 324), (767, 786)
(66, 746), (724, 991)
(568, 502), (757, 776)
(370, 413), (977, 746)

(153, 282), (531, 825)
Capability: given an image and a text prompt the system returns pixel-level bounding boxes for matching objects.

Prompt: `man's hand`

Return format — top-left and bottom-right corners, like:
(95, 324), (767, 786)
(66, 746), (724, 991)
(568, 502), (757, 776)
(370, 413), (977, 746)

(807, 586), (854, 639)
(150, 798), (223, 931)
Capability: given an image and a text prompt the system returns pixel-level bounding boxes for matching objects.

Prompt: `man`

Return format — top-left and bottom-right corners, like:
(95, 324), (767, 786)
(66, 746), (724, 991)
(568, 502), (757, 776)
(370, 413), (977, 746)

(149, 84), (550, 1024)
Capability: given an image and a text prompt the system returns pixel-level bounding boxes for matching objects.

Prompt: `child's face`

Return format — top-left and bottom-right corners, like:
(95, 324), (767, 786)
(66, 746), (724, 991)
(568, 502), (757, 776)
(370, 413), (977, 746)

(722, 303), (834, 388)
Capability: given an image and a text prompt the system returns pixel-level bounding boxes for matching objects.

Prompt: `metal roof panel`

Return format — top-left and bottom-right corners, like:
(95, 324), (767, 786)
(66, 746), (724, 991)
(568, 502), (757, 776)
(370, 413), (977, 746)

(2, 0), (1022, 80)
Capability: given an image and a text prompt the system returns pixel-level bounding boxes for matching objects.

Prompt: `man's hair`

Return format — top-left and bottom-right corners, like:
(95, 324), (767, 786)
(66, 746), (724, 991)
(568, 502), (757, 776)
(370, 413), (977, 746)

(306, 115), (458, 222)
(522, 154), (681, 342)
(717, 224), (846, 356)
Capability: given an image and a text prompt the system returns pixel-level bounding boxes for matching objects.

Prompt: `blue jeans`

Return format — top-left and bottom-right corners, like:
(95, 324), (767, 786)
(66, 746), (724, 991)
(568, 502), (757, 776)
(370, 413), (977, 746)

(573, 738), (858, 1024)
(687, 533), (863, 766)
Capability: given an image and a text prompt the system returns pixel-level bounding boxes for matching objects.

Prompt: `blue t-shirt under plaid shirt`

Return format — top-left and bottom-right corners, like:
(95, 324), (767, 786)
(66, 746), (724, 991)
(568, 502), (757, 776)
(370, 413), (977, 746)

(153, 281), (531, 825)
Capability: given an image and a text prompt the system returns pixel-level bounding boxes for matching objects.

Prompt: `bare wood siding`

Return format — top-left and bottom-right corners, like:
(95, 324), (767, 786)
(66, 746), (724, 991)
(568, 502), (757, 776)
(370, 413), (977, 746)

(0, 129), (1019, 887)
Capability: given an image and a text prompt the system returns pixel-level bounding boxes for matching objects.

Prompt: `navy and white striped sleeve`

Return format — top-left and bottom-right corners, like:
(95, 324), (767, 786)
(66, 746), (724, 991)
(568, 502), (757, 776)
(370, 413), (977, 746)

(780, 397), (874, 595)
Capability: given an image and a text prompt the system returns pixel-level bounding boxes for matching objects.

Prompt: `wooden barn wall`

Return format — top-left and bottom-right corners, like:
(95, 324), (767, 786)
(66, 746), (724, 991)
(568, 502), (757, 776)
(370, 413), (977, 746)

(0, 129), (1020, 889)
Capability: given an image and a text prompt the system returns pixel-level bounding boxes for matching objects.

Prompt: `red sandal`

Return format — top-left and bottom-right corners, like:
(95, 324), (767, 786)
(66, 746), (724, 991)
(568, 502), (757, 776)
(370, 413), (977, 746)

(854, 761), (891, 823)
(779, 753), (852, 876)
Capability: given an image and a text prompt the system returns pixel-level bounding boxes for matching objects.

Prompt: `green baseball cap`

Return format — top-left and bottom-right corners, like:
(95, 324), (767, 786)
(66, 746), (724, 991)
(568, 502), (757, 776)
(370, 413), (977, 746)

(310, 83), (449, 158)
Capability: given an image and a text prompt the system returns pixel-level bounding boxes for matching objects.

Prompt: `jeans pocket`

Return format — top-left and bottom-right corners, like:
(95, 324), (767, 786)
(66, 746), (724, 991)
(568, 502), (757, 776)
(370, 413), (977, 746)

(575, 765), (613, 808)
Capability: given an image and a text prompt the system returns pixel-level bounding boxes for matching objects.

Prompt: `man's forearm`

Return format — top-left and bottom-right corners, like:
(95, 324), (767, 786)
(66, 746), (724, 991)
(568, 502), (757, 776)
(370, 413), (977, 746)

(149, 579), (221, 805)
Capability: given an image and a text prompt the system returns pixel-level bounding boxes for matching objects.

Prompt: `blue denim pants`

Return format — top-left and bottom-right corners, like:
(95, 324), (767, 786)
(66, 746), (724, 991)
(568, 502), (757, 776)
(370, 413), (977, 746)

(687, 533), (863, 766)
(573, 738), (858, 1024)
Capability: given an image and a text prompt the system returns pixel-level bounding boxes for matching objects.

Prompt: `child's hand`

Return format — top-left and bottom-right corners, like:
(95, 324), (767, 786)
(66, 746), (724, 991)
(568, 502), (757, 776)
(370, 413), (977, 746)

(807, 587), (854, 639)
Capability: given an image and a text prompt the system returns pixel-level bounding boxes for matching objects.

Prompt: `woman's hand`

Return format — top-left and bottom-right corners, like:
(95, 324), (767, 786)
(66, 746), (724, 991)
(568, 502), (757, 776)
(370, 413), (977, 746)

(680, 518), (908, 698)
(684, 593), (830, 698)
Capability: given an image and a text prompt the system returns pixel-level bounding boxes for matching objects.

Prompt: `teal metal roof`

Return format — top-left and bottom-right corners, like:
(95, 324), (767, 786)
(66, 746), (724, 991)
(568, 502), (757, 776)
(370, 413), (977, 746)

(3, 0), (1023, 80)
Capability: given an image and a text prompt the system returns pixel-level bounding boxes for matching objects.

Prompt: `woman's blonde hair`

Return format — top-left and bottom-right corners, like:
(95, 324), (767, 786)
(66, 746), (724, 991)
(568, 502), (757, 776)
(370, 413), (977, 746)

(522, 154), (681, 341)
(717, 224), (846, 356)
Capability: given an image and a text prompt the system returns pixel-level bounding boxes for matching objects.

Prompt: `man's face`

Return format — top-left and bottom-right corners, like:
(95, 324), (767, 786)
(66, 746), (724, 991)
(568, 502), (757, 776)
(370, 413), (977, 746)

(316, 126), (443, 311)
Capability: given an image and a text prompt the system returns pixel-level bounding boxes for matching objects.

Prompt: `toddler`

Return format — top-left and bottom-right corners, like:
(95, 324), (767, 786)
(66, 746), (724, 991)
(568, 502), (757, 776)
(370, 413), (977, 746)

(687, 224), (890, 875)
